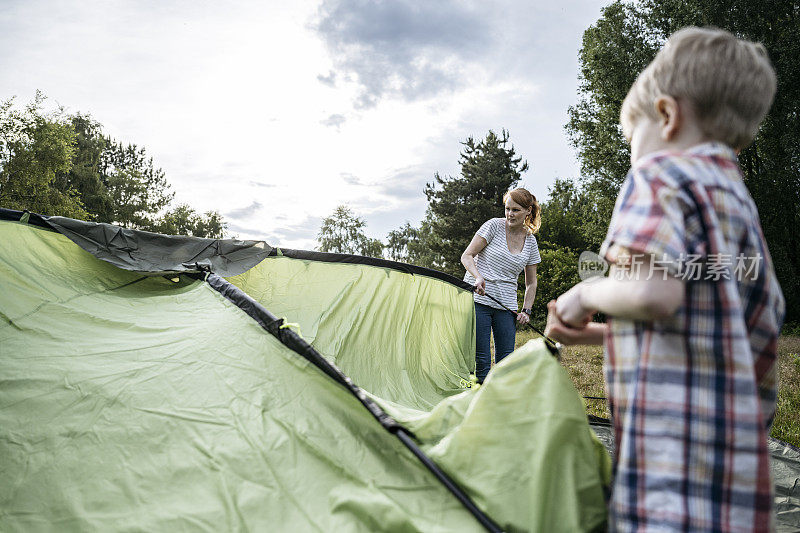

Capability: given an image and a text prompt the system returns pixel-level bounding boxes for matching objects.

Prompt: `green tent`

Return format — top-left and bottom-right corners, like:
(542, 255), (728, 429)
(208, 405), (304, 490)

(0, 209), (610, 531)
(0, 211), (608, 531)
(2, 209), (799, 531)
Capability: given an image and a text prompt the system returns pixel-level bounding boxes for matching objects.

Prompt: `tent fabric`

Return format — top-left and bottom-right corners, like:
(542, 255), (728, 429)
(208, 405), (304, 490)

(0, 208), (272, 277)
(770, 439), (800, 532)
(265, 247), (476, 290)
(203, 272), (406, 436)
(226, 253), (478, 410)
(1, 219), (609, 531)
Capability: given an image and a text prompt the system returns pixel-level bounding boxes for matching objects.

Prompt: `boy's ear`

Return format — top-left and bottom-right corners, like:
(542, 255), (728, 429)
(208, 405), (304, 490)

(654, 96), (681, 141)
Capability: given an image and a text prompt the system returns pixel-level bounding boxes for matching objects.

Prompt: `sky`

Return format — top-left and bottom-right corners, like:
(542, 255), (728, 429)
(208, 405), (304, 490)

(0, 0), (609, 249)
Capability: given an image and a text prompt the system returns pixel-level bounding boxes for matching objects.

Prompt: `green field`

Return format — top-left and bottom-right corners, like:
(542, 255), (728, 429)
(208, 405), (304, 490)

(514, 330), (800, 448)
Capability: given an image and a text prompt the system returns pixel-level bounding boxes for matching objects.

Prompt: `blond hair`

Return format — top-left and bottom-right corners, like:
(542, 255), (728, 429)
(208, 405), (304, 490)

(620, 27), (776, 149)
(503, 188), (541, 234)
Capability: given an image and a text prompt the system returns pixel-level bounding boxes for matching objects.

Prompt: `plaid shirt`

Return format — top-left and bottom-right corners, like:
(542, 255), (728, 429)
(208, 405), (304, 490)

(599, 143), (785, 532)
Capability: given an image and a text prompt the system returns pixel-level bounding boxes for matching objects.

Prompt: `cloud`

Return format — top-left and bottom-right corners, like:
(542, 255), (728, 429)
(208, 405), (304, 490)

(340, 172), (361, 185)
(270, 217), (323, 242)
(317, 70), (337, 86)
(320, 113), (347, 129)
(368, 203), (428, 237)
(249, 181), (276, 188)
(337, 165), (432, 238)
(312, 0), (491, 108)
(375, 166), (430, 200)
(228, 216), (321, 248)
(226, 222), (268, 241)
(226, 201), (263, 220)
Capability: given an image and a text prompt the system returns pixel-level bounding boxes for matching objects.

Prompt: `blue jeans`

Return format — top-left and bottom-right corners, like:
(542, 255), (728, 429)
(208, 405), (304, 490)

(475, 302), (516, 383)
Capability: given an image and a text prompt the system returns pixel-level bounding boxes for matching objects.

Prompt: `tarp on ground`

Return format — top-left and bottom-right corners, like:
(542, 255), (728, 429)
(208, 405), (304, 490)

(0, 215), (609, 532)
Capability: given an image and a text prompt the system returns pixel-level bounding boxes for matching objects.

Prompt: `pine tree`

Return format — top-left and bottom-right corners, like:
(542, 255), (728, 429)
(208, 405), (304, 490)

(423, 129), (528, 276)
(55, 114), (114, 222)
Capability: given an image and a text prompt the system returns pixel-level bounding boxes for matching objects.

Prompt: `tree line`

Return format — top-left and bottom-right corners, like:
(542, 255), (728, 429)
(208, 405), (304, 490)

(318, 0), (800, 326)
(0, 92), (225, 238)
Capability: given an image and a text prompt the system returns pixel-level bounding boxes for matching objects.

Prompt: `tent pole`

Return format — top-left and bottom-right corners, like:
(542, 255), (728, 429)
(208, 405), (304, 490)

(477, 290), (562, 357)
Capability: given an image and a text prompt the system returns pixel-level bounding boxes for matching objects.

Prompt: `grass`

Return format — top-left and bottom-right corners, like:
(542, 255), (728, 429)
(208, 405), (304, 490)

(514, 329), (800, 448)
(773, 336), (800, 447)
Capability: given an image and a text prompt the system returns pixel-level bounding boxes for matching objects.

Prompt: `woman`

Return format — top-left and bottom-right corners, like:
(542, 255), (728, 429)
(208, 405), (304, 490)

(460, 188), (541, 384)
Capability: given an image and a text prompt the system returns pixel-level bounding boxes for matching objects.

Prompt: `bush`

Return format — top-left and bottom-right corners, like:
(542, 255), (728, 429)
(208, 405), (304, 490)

(519, 242), (581, 330)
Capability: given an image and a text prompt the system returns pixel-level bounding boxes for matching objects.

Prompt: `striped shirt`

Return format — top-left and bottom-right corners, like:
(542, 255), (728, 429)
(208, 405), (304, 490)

(599, 143), (785, 532)
(464, 218), (541, 311)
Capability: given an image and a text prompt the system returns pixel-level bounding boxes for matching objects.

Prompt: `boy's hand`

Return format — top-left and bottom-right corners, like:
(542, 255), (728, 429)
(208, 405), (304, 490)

(545, 300), (586, 344)
(545, 300), (605, 345)
(555, 283), (594, 327)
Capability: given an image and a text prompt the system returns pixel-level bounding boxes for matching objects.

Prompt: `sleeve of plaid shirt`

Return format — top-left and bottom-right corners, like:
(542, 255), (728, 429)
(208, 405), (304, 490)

(599, 165), (698, 276)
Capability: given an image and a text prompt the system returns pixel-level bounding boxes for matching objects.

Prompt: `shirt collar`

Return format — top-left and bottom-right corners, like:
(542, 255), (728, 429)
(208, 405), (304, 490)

(685, 141), (738, 161)
(634, 141), (738, 171)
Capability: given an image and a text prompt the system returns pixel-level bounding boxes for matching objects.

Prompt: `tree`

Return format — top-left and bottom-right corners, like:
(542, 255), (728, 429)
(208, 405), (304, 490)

(537, 178), (594, 253)
(1, 93), (230, 239)
(100, 140), (174, 229)
(360, 236), (385, 258)
(0, 93), (87, 218)
(408, 218), (441, 269)
(152, 204), (227, 238)
(317, 205), (384, 257)
(386, 222), (418, 262)
(526, 245), (581, 328)
(54, 114), (113, 222)
(565, 2), (657, 251)
(64, 111), (226, 239)
(566, 0), (800, 322)
(385, 220), (441, 268)
(423, 129), (528, 276)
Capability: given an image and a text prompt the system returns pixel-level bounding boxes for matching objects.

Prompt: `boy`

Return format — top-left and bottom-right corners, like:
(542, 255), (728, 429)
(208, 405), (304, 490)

(546, 27), (785, 531)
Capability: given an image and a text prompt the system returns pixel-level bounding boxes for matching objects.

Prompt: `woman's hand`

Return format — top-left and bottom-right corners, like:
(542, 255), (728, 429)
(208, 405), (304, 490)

(473, 275), (486, 295)
(516, 310), (530, 325)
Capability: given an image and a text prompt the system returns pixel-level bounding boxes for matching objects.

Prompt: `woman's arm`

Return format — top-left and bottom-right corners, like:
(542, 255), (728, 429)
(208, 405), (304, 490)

(517, 264), (537, 325)
(461, 234), (488, 295)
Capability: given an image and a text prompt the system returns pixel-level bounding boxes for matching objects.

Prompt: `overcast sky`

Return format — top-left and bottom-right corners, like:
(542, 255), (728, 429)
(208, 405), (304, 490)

(0, 0), (608, 249)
